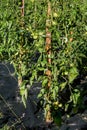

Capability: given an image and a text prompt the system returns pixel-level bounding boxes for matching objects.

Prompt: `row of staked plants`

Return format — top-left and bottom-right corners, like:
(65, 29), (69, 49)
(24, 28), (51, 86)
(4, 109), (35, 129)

(0, 0), (87, 127)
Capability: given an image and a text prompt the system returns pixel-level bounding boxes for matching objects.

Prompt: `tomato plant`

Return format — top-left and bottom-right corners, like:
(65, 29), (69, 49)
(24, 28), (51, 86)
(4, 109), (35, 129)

(0, 0), (87, 126)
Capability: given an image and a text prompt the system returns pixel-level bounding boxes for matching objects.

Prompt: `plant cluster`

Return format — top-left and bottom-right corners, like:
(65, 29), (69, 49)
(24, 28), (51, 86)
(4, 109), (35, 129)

(0, 0), (87, 126)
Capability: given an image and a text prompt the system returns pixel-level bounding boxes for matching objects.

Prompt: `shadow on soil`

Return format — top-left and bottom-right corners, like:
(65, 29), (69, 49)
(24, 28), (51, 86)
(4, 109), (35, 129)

(0, 62), (87, 130)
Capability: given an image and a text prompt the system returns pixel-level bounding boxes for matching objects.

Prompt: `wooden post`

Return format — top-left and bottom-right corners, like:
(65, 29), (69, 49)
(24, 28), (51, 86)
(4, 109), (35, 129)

(45, 1), (53, 123)
(21, 0), (24, 17)
(18, 0), (25, 87)
(69, 31), (73, 42)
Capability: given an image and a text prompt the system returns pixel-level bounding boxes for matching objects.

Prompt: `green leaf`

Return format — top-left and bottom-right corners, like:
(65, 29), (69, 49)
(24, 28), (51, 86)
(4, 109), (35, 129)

(24, 88), (28, 99)
(54, 116), (62, 126)
(60, 82), (67, 91)
(53, 111), (62, 126)
(65, 104), (69, 112)
(38, 93), (42, 98)
(38, 67), (44, 71)
(22, 95), (26, 108)
(69, 67), (78, 83)
(70, 89), (80, 106)
(20, 88), (25, 96)
(42, 78), (48, 87)
(41, 60), (47, 67)
(32, 70), (37, 79)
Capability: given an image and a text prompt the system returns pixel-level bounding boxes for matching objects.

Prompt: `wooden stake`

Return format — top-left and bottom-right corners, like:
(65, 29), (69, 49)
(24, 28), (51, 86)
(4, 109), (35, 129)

(21, 0), (24, 17)
(45, 1), (53, 123)
(18, 0), (25, 87)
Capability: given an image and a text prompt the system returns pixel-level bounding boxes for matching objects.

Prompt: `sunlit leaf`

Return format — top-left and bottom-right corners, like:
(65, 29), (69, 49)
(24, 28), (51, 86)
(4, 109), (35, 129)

(69, 67), (78, 83)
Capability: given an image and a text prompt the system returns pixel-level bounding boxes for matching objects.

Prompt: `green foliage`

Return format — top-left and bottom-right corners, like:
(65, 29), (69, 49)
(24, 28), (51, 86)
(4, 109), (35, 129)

(0, 125), (10, 130)
(0, 0), (87, 126)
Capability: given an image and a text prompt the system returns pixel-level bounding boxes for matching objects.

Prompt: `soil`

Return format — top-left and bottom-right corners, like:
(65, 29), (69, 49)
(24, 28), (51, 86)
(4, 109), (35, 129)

(0, 62), (87, 130)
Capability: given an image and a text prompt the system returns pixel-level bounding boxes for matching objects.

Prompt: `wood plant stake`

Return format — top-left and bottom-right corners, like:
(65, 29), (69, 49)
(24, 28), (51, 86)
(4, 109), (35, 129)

(18, 0), (25, 86)
(45, 1), (53, 123)
(21, 0), (24, 17)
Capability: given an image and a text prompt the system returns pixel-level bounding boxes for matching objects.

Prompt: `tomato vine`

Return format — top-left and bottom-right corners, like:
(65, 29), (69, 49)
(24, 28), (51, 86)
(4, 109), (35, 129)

(0, 0), (87, 126)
